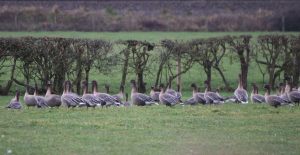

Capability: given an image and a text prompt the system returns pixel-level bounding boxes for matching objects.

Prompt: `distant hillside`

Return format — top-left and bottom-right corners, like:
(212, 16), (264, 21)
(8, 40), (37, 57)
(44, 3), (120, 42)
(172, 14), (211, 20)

(0, 0), (299, 31)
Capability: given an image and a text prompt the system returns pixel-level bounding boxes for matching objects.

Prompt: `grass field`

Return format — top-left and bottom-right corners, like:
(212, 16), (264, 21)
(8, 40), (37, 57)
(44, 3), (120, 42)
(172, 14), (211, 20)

(1, 100), (299, 155)
(1, 31), (300, 155)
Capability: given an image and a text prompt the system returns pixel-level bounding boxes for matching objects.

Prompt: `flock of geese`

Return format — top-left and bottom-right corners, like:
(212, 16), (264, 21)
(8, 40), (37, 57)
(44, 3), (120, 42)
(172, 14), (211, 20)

(5, 74), (300, 109)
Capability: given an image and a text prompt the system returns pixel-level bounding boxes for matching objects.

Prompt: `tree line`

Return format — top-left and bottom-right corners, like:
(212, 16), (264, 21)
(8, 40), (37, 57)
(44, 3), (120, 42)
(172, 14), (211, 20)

(0, 34), (299, 95)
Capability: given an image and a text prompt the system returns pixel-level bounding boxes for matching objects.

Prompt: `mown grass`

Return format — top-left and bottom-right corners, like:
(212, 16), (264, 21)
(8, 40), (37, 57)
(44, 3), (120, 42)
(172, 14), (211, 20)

(0, 97), (299, 155)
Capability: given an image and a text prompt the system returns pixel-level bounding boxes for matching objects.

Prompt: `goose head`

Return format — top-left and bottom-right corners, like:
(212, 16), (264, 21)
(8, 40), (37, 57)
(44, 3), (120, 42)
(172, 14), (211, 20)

(91, 80), (98, 93)
(251, 83), (257, 94)
(159, 84), (165, 93)
(204, 80), (211, 92)
(190, 83), (198, 92)
(104, 84), (110, 93)
(15, 90), (20, 101)
(81, 80), (88, 94)
(130, 80), (137, 93)
(119, 85), (124, 93)
(263, 84), (271, 96)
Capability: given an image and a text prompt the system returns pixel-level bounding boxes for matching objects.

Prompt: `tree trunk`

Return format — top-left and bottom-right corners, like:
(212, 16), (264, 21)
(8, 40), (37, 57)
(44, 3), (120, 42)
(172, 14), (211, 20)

(293, 52), (300, 87)
(176, 52), (181, 92)
(85, 68), (90, 92)
(121, 49), (130, 87)
(137, 71), (146, 93)
(214, 66), (230, 90)
(1, 58), (17, 95)
(154, 64), (164, 87)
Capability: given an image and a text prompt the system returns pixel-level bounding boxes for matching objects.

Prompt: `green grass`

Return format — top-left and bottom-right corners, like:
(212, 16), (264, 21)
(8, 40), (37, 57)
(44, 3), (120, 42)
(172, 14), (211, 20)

(0, 98), (299, 155)
(0, 31), (299, 42)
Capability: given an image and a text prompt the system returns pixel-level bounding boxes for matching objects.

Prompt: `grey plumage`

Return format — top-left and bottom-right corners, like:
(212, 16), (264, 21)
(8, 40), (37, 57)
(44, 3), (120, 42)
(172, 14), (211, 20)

(6, 90), (22, 109)
(45, 81), (61, 107)
(251, 83), (265, 103)
(92, 80), (119, 107)
(159, 84), (179, 106)
(234, 74), (248, 104)
(34, 84), (49, 108)
(24, 86), (37, 108)
(130, 80), (157, 106)
(204, 81), (224, 104)
(190, 83), (206, 105)
(264, 84), (283, 108)
(61, 81), (90, 108)
(82, 81), (102, 108)
(150, 86), (160, 102)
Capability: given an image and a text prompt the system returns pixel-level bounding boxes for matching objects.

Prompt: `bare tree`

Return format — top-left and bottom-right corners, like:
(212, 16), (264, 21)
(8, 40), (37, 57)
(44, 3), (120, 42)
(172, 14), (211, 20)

(227, 35), (252, 90)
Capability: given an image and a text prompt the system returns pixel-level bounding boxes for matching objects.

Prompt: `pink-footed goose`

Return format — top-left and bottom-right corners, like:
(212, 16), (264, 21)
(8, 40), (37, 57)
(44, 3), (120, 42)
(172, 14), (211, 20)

(34, 83), (49, 108)
(204, 80), (224, 104)
(45, 81), (61, 107)
(250, 83), (265, 103)
(150, 86), (160, 102)
(264, 84), (284, 108)
(130, 80), (157, 106)
(81, 80), (102, 108)
(234, 74), (248, 104)
(61, 81), (88, 108)
(278, 83), (291, 105)
(166, 77), (182, 101)
(24, 85), (37, 108)
(6, 90), (22, 109)
(159, 84), (179, 106)
(92, 80), (119, 107)
(285, 82), (300, 105)
(190, 83), (206, 105)
(112, 85), (125, 104)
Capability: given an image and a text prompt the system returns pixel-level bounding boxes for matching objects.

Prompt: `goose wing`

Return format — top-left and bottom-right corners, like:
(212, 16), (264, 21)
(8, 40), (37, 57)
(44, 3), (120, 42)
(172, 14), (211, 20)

(195, 93), (206, 104)
(35, 96), (49, 108)
(95, 93), (119, 106)
(161, 94), (178, 106)
(289, 91), (300, 100)
(184, 97), (196, 105)
(234, 89), (248, 103)
(252, 94), (265, 103)
(6, 101), (22, 109)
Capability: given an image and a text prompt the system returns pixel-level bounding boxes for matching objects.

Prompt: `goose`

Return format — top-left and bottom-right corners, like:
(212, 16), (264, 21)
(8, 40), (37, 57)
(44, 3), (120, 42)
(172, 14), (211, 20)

(24, 85), (37, 108)
(204, 80), (224, 104)
(112, 85), (125, 103)
(278, 83), (291, 105)
(130, 80), (157, 106)
(6, 90), (22, 109)
(61, 81), (89, 108)
(92, 80), (120, 107)
(44, 81), (61, 108)
(159, 84), (179, 106)
(166, 78), (182, 101)
(123, 93), (131, 107)
(81, 80), (103, 108)
(190, 83), (206, 105)
(264, 84), (284, 108)
(250, 83), (265, 103)
(150, 86), (160, 102)
(33, 84), (49, 108)
(183, 97), (197, 105)
(234, 74), (248, 104)
(285, 82), (300, 105)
